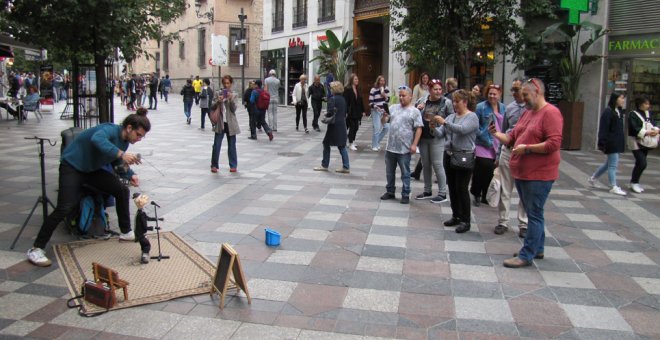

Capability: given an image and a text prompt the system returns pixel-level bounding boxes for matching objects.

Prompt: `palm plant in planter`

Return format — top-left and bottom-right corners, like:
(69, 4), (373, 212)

(310, 30), (365, 84)
(539, 21), (606, 149)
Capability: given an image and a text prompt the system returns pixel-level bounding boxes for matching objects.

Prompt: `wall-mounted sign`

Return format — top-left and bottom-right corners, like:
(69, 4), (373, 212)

(317, 35), (327, 42)
(211, 34), (229, 66)
(289, 37), (305, 48)
(560, 0), (589, 25)
(609, 34), (659, 56)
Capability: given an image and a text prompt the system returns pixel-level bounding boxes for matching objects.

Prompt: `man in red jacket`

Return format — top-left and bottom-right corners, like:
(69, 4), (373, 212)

(490, 78), (563, 268)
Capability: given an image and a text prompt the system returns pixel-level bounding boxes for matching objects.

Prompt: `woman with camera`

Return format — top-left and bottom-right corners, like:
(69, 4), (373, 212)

(210, 75), (241, 173)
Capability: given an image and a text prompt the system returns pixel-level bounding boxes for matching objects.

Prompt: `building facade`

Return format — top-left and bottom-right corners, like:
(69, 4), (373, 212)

(260, 0), (407, 106)
(131, 0), (263, 92)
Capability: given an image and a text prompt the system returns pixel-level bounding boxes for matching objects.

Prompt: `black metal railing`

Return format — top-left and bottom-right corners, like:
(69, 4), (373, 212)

(318, 0), (334, 23)
(292, 3), (307, 28)
(272, 8), (284, 32)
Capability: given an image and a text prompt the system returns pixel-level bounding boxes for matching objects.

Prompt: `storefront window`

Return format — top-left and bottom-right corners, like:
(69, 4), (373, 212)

(608, 58), (660, 119)
(260, 49), (285, 103)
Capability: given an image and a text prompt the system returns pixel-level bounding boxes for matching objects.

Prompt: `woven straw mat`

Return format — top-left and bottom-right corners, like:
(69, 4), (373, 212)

(54, 231), (215, 313)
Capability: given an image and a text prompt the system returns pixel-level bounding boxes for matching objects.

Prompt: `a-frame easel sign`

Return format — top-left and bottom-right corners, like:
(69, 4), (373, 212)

(210, 243), (252, 309)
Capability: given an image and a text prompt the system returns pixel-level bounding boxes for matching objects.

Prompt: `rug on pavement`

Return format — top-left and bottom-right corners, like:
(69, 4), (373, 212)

(54, 231), (214, 313)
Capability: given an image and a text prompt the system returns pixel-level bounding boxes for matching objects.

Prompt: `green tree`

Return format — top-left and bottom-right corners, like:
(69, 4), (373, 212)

(390, 0), (556, 84)
(310, 30), (365, 84)
(1, 0), (184, 123)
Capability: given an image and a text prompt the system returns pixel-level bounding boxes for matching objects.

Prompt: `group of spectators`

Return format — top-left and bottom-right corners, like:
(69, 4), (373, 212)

(118, 73), (171, 111)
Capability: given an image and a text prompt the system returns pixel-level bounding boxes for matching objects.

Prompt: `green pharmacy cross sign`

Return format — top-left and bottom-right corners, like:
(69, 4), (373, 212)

(561, 0), (589, 25)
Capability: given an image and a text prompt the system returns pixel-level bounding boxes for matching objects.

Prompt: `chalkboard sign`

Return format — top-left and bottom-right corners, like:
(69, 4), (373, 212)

(525, 65), (565, 105)
(210, 243), (251, 309)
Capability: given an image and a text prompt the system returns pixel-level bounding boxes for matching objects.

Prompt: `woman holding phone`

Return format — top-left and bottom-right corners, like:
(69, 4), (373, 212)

(210, 75), (241, 173)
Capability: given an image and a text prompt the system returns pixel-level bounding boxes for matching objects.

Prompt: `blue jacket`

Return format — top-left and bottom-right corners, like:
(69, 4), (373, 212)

(474, 101), (505, 147)
(61, 123), (134, 178)
(249, 87), (265, 114)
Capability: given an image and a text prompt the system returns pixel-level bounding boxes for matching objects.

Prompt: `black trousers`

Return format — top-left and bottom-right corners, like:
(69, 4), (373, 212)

(444, 153), (473, 223)
(470, 156), (495, 199)
(311, 99), (322, 129)
(148, 92), (157, 109)
(248, 107), (257, 137)
(200, 108), (209, 129)
(34, 162), (131, 249)
(631, 148), (649, 184)
(347, 117), (360, 143)
(295, 102), (308, 129)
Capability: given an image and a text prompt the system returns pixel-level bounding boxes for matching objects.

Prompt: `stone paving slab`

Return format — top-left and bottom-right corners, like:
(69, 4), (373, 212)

(1, 96), (659, 339)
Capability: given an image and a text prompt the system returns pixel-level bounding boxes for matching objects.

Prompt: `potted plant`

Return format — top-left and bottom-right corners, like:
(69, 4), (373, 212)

(539, 21), (606, 149)
(310, 30), (365, 84)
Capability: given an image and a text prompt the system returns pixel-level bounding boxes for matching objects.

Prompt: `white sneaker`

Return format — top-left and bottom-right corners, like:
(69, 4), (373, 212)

(119, 230), (135, 241)
(587, 177), (600, 188)
(349, 143), (358, 151)
(27, 248), (52, 267)
(609, 186), (627, 196)
(371, 147), (379, 152)
(629, 183), (644, 193)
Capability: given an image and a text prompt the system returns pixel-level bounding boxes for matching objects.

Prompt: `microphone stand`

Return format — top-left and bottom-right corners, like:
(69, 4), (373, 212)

(11, 137), (57, 249)
(149, 201), (169, 261)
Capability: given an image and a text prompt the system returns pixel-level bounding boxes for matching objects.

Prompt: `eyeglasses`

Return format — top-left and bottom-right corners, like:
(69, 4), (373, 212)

(488, 84), (501, 90)
(527, 78), (541, 92)
(398, 85), (410, 90)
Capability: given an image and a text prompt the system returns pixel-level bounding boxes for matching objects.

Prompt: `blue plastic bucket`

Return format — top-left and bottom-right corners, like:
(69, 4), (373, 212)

(265, 228), (281, 246)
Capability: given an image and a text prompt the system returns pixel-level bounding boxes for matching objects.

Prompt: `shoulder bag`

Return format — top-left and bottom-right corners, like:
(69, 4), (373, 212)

(448, 114), (475, 170)
(322, 98), (337, 124)
(632, 111), (658, 149)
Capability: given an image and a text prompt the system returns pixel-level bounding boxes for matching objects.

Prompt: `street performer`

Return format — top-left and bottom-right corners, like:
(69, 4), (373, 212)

(27, 108), (151, 267)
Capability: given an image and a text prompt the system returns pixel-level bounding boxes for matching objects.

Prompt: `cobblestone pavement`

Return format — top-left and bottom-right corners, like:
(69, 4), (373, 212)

(0, 95), (659, 339)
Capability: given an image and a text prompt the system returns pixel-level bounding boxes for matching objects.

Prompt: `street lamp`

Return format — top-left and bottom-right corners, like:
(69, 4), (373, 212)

(238, 8), (247, 93)
(194, 0), (214, 21)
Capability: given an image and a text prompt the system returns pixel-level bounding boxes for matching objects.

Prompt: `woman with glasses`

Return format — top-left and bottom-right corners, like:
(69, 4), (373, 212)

(413, 72), (430, 104)
(587, 93), (627, 195)
(414, 79), (454, 203)
(628, 95), (658, 193)
(369, 75), (390, 151)
(470, 84), (505, 206)
(433, 90), (479, 233)
(344, 74), (364, 151)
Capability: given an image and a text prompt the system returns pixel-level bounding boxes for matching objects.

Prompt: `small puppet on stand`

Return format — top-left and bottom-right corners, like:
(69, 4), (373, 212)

(133, 193), (155, 264)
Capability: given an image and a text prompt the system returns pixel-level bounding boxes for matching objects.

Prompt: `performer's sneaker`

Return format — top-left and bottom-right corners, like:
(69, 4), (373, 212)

(119, 230), (135, 241)
(141, 253), (150, 264)
(27, 248), (52, 267)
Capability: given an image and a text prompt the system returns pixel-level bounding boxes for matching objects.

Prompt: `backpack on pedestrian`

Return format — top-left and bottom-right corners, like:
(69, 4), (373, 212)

(256, 89), (270, 110)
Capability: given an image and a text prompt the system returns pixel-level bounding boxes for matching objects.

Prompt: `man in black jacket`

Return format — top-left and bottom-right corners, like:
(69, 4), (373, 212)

(309, 75), (326, 132)
(148, 73), (159, 110)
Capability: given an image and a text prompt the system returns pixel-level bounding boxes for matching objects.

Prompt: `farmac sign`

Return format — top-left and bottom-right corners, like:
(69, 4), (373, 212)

(609, 34), (660, 56)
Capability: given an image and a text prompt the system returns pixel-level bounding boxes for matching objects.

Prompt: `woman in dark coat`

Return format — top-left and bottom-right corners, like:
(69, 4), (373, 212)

(314, 81), (350, 173)
(344, 73), (364, 150)
(627, 95), (659, 193)
(587, 93), (627, 195)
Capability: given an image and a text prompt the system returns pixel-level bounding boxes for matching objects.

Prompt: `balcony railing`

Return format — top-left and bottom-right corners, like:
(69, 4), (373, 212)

(292, 3), (307, 28)
(318, 0), (335, 23)
(272, 9), (284, 32)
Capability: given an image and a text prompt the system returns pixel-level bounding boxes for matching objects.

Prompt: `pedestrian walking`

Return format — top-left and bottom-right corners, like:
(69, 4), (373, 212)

(628, 95), (659, 193)
(343, 73), (365, 151)
(369, 75), (390, 151)
(292, 75), (310, 133)
(587, 93), (627, 195)
(309, 75), (326, 132)
(199, 78), (213, 129)
(264, 70), (281, 131)
(181, 79), (195, 124)
(314, 81), (350, 173)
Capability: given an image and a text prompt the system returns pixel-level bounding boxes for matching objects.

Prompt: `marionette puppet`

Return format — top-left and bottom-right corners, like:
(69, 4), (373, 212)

(132, 193), (155, 264)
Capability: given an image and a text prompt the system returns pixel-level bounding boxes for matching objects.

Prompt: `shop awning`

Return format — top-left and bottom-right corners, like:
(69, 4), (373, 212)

(0, 34), (40, 55)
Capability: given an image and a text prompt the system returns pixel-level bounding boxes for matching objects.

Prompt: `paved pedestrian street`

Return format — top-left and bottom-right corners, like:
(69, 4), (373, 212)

(0, 96), (659, 339)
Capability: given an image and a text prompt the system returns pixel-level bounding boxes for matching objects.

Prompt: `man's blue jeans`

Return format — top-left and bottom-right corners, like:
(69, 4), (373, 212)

(385, 151), (412, 198)
(592, 152), (619, 187)
(183, 100), (193, 119)
(371, 109), (390, 149)
(515, 179), (554, 262)
(211, 123), (237, 169)
(322, 144), (349, 169)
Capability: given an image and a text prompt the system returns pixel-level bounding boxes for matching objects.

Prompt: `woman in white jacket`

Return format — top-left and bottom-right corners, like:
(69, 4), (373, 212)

(292, 75), (311, 133)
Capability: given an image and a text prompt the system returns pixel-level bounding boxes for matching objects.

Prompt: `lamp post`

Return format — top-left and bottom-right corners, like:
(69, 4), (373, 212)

(238, 8), (247, 93)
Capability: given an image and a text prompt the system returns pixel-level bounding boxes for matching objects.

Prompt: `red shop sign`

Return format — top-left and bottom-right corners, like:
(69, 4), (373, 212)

(288, 37), (305, 48)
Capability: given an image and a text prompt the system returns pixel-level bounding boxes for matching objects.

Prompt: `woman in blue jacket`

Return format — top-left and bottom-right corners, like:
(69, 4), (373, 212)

(588, 93), (626, 195)
(470, 84), (505, 206)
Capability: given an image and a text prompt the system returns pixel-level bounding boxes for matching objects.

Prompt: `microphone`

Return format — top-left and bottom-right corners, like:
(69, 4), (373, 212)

(151, 201), (160, 208)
